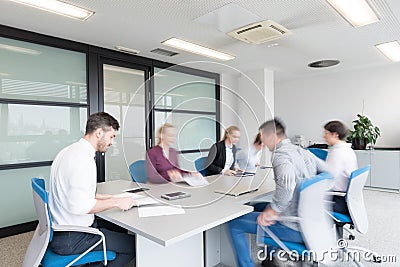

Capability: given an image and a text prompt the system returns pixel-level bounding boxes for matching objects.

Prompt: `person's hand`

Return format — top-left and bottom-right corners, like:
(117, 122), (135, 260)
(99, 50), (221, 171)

(257, 207), (278, 226)
(115, 197), (137, 211)
(223, 169), (237, 176)
(167, 169), (184, 182)
(255, 162), (261, 167)
(189, 171), (201, 176)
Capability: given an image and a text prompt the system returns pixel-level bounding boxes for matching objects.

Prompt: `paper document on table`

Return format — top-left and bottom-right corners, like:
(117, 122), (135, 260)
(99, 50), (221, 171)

(183, 174), (209, 187)
(113, 192), (160, 206)
(138, 206), (185, 218)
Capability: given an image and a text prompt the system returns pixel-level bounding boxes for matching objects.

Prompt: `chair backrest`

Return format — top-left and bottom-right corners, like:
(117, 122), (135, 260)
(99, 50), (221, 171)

(298, 172), (336, 261)
(346, 165), (370, 234)
(22, 178), (52, 267)
(129, 160), (147, 183)
(194, 157), (207, 176)
(307, 148), (328, 161)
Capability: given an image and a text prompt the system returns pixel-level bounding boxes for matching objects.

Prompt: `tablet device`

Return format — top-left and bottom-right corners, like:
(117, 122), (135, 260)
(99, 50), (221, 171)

(161, 191), (191, 200)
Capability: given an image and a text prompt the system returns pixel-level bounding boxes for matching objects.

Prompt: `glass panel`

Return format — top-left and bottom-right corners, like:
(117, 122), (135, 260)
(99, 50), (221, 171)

(0, 166), (50, 228)
(0, 37), (86, 103)
(0, 104), (87, 165)
(154, 67), (216, 112)
(103, 64), (146, 181)
(155, 111), (216, 151)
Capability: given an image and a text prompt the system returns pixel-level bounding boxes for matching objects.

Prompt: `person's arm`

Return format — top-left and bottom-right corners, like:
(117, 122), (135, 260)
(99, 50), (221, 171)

(95, 193), (113, 200)
(269, 162), (297, 213)
(146, 150), (168, 184)
(205, 143), (224, 175)
(89, 197), (137, 213)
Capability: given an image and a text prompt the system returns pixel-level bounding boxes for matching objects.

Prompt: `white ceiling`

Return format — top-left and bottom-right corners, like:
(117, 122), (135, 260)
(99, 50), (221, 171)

(1, 0), (400, 81)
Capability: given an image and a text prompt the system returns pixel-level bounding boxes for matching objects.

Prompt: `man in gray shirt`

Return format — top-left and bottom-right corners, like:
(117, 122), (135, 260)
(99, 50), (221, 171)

(228, 119), (327, 267)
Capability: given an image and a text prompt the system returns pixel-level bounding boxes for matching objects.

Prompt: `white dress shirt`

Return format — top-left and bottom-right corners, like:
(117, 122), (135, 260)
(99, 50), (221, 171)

(236, 145), (262, 173)
(223, 144), (234, 171)
(326, 142), (358, 192)
(48, 138), (97, 227)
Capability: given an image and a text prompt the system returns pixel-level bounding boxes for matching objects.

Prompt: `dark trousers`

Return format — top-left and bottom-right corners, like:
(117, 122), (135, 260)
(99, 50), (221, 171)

(50, 219), (135, 267)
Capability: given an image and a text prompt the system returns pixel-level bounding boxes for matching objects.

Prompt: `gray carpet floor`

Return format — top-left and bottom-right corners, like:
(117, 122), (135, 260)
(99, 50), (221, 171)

(1, 189), (399, 267)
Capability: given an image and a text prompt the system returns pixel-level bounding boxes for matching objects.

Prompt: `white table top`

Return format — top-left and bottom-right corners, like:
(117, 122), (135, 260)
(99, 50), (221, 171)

(96, 168), (275, 246)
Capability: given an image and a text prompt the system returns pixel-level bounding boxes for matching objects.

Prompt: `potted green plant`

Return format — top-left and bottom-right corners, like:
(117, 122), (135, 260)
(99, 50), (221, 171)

(347, 114), (381, 150)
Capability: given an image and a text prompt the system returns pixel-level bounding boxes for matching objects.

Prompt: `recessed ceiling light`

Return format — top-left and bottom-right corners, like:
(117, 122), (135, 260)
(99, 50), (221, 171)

(9, 0), (94, 21)
(0, 43), (41, 55)
(325, 0), (379, 27)
(115, 46), (140, 55)
(375, 41), (400, 62)
(308, 59), (340, 68)
(161, 37), (235, 61)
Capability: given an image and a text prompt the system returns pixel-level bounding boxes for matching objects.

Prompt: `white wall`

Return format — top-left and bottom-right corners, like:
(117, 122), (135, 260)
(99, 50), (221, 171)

(275, 64), (400, 147)
(221, 69), (275, 165)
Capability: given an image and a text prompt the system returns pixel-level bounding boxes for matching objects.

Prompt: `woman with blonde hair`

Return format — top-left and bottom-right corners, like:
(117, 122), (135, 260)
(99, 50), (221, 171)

(146, 123), (187, 183)
(205, 125), (241, 176)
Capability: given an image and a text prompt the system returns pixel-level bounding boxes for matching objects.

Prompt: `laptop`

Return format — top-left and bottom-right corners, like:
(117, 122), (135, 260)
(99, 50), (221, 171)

(214, 170), (269, 197)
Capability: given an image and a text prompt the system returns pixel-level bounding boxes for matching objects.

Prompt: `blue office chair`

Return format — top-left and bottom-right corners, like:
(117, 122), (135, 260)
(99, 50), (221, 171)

(22, 178), (116, 267)
(129, 160), (147, 183)
(307, 148), (328, 161)
(257, 173), (336, 266)
(194, 156), (207, 176)
(328, 165), (380, 264)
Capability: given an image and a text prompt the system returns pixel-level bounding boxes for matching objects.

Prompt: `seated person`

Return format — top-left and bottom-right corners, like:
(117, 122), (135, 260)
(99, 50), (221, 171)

(323, 120), (358, 215)
(146, 123), (197, 183)
(205, 125), (241, 176)
(228, 119), (327, 267)
(48, 112), (136, 267)
(236, 133), (263, 173)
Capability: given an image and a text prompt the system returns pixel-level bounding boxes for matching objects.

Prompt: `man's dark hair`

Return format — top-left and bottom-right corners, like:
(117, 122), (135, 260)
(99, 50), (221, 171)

(324, 120), (348, 140)
(85, 112), (119, 135)
(259, 118), (286, 137)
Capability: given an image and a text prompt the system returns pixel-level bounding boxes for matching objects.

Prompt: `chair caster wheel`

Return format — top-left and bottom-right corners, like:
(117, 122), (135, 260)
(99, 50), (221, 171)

(373, 256), (382, 263)
(349, 235), (355, 240)
(350, 225), (355, 230)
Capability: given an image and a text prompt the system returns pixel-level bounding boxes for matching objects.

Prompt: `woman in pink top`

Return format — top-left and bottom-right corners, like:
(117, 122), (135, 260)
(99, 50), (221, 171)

(146, 123), (187, 183)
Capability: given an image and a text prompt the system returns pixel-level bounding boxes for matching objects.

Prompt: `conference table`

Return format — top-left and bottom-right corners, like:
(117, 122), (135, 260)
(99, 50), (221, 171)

(96, 168), (275, 267)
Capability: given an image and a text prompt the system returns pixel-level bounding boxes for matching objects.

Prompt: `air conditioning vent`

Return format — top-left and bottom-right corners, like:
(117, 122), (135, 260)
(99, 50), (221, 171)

(150, 48), (179, 57)
(227, 20), (292, 44)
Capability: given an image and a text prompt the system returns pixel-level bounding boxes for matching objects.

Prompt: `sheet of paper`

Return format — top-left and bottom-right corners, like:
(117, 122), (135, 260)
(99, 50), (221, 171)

(183, 174), (209, 187)
(138, 206), (185, 218)
(113, 192), (160, 206)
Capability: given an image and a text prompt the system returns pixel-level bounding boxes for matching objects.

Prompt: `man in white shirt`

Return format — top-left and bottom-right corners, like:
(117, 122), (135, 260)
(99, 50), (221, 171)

(324, 120), (358, 214)
(49, 112), (136, 266)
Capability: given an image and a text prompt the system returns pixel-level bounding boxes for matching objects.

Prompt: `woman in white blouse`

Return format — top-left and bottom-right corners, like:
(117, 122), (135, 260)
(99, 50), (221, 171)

(236, 133), (263, 173)
(324, 120), (358, 214)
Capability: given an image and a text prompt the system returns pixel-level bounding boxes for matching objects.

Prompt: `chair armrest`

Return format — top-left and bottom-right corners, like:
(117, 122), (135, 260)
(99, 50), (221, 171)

(52, 225), (103, 236)
(325, 210), (340, 222)
(326, 191), (346, 197)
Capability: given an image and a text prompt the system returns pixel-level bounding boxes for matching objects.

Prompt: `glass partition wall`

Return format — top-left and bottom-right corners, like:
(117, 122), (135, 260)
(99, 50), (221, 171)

(0, 27), (220, 234)
(0, 36), (87, 228)
(153, 67), (219, 171)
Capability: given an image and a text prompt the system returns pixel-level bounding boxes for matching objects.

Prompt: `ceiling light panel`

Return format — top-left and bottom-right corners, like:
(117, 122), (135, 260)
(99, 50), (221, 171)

(9, 0), (94, 21)
(325, 0), (379, 27)
(375, 41), (400, 62)
(162, 38), (235, 61)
